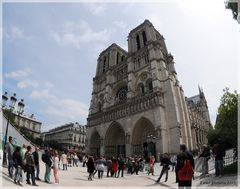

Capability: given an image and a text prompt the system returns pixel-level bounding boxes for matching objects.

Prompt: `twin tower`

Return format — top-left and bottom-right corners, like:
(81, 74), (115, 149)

(86, 20), (211, 158)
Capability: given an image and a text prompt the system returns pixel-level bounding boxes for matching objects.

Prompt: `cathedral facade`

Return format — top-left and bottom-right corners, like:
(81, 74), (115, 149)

(86, 20), (211, 158)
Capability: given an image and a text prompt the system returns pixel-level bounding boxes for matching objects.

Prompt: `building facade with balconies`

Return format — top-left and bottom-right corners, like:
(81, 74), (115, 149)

(41, 122), (86, 153)
(13, 113), (41, 139)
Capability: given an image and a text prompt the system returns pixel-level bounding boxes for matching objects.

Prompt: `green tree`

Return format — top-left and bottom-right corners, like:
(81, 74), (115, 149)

(208, 88), (238, 149)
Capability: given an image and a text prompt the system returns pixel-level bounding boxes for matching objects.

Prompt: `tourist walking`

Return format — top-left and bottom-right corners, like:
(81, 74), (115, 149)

(52, 150), (60, 184)
(112, 157), (119, 177)
(170, 155), (177, 171)
(139, 157), (145, 172)
(61, 151), (68, 171)
(5, 136), (15, 178)
(117, 157), (125, 177)
(198, 144), (211, 177)
(33, 147), (41, 181)
(12, 146), (24, 186)
(106, 158), (112, 177)
(212, 143), (225, 177)
(25, 146), (38, 186)
(20, 144), (27, 163)
(176, 144), (194, 189)
(43, 149), (52, 184)
(156, 153), (171, 183)
(73, 153), (78, 167)
(95, 156), (106, 179)
(126, 157), (133, 174)
(86, 156), (95, 181)
(133, 157), (140, 175)
(148, 156), (155, 175)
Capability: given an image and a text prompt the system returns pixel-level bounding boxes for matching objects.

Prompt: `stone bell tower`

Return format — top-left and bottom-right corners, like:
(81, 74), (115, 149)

(87, 20), (209, 158)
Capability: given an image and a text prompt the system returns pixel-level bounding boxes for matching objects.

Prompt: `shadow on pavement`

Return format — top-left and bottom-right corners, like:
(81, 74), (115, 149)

(74, 177), (91, 182)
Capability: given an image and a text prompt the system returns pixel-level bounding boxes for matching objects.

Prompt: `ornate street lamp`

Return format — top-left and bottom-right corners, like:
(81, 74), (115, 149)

(2, 92), (24, 167)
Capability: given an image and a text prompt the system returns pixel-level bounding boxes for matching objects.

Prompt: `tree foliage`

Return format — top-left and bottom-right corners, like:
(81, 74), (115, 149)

(225, 1), (238, 21)
(207, 88), (238, 149)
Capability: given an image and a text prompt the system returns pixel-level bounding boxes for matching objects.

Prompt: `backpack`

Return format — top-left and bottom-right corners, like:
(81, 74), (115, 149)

(42, 153), (47, 163)
(178, 159), (194, 181)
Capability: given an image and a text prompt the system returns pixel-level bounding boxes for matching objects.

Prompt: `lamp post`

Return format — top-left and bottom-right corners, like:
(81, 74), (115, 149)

(2, 92), (24, 167)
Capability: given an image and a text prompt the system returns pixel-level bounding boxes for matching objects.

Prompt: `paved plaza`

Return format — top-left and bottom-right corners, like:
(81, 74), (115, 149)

(1, 161), (238, 188)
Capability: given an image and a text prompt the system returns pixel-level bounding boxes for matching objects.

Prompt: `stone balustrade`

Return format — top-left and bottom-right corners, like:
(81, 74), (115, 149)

(87, 91), (164, 127)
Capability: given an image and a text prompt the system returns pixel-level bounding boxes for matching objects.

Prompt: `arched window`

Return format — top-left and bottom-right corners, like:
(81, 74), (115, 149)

(116, 52), (119, 64)
(116, 87), (128, 103)
(136, 35), (140, 50)
(146, 80), (153, 93)
(142, 31), (147, 46)
(137, 83), (145, 95)
(121, 55), (124, 62)
(103, 57), (106, 73)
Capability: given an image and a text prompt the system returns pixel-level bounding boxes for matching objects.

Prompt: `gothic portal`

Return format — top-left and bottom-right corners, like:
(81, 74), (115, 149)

(86, 20), (211, 158)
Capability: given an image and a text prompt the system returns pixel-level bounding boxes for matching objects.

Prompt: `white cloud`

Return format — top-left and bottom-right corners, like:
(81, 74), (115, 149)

(29, 89), (56, 100)
(85, 3), (107, 15)
(50, 20), (112, 49)
(30, 88), (88, 121)
(44, 82), (54, 89)
(4, 25), (25, 40)
(113, 21), (128, 29)
(4, 68), (32, 79)
(17, 80), (39, 89)
(46, 98), (88, 119)
(178, 0), (224, 17)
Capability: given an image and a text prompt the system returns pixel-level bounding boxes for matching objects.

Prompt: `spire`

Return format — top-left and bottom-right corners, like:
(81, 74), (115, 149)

(198, 85), (205, 99)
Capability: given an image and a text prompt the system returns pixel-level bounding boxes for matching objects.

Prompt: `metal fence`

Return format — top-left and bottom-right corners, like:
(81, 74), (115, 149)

(223, 153), (237, 166)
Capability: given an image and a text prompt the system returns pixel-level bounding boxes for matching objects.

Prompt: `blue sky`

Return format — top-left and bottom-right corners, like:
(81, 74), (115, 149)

(2, 0), (239, 131)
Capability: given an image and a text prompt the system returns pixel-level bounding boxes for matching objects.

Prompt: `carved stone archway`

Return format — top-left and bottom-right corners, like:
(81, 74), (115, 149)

(89, 131), (101, 156)
(105, 122), (125, 157)
(132, 117), (156, 160)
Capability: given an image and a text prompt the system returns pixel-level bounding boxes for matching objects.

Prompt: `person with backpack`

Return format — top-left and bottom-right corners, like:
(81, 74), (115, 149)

(176, 144), (194, 189)
(156, 153), (171, 183)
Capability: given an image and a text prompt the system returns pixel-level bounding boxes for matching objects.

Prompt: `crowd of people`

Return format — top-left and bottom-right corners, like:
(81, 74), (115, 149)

(4, 135), (233, 188)
(4, 136), (83, 186)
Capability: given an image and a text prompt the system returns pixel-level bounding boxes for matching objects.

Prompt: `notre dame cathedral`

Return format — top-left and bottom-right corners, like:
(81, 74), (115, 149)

(86, 20), (212, 159)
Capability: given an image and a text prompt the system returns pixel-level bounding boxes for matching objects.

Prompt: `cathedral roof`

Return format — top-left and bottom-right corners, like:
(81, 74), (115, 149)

(187, 95), (201, 104)
(129, 19), (153, 36)
(99, 43), (127, 57)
